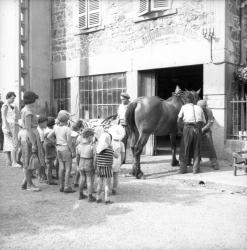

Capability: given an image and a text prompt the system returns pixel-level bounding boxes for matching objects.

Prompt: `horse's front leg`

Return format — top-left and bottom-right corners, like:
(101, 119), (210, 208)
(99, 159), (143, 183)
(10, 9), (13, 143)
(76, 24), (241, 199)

(170, 133), (179, 166)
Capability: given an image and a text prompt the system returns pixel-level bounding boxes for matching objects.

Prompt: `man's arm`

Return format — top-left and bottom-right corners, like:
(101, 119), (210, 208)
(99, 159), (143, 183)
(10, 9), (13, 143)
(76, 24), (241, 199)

(202, 109), (214, 133)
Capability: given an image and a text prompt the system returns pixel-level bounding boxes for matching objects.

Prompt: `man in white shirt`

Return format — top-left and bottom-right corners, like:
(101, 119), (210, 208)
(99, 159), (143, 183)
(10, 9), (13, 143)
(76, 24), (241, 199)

(117, 93), (130, 163)
(177, 97), (205, 174)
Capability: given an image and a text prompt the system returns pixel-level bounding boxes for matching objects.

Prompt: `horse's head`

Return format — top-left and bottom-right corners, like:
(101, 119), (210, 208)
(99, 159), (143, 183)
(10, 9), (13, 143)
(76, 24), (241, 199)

(183, 89), (200, 104)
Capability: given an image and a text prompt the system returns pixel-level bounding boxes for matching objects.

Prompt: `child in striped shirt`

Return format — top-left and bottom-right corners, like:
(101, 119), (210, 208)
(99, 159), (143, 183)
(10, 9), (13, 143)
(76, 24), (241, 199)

(96, 132), (118, 204)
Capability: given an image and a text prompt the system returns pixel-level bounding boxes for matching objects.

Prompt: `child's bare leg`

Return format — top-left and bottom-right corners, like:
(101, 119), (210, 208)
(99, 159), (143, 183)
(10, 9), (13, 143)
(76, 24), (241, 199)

(59, 161), (65, 191)
(64, 161), (75, 193)
(64, 161), (71, 189)
(17, 148), (22, 165)
(21, 168), (27, 189)
(47, 159), (57, 185)
(74, 170), (80, 187)
(112, 172), (118, 194)
(96, 177), (103, 201)
(79, 171), (86, 199)
(104, 177), (112, 202)
(87, 173), (96, 202)
(54, 158), (59, 179)
(5, 152), (12, 166)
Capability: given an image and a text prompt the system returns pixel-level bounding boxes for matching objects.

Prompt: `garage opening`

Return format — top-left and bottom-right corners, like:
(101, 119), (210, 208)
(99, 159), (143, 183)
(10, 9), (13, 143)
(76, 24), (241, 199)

(138, 65), (203, 156)
(155, 64), (203, 155)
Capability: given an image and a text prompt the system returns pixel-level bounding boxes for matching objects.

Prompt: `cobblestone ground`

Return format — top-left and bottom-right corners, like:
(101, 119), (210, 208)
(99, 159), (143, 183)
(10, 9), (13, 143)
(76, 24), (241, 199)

(0, 152), (247, 250)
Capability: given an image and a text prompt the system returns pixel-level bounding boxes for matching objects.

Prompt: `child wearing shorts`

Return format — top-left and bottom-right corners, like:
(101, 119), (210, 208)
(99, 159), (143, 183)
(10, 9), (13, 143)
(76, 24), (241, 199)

(48, 110), (75, 193)
(76, 128), (96, 202)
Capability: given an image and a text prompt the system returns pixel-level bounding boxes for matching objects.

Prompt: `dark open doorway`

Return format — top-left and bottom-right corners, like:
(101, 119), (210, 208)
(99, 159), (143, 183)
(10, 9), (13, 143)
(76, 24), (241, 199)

(155, 64), (203, 155)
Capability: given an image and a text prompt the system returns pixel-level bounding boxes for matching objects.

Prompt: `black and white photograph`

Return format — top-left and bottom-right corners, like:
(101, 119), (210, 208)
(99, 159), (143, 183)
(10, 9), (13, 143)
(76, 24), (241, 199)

(0, 0), (247, 249)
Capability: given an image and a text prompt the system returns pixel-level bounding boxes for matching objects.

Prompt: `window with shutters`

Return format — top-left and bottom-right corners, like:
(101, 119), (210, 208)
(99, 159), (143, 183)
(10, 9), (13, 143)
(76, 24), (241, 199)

(79, 0), (101, 30)
(139, 0), (172, 16)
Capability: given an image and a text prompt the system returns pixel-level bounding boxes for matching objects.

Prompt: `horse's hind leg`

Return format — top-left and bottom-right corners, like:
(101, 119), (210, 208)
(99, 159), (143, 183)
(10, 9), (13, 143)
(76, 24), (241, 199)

(170, 133), (179, 166)
(133, 132), (150, 179)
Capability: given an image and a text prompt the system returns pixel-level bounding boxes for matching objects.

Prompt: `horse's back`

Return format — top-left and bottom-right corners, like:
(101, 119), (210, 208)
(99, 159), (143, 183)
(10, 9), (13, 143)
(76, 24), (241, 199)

(134, 96), (180, 135)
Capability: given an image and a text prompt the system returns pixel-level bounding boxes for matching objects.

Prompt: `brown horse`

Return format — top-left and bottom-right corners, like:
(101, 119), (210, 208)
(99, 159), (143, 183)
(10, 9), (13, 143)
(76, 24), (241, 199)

(125, 86), (200, 179)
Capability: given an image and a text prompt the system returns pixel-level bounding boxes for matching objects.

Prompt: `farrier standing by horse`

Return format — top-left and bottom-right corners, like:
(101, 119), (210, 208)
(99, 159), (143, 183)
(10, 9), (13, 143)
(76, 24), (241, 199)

(177, 96), (205, 174)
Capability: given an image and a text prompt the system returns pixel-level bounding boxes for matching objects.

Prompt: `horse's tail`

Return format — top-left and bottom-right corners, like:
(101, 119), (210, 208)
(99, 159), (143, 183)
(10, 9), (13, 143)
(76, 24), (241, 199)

(125, 100), (138, 136)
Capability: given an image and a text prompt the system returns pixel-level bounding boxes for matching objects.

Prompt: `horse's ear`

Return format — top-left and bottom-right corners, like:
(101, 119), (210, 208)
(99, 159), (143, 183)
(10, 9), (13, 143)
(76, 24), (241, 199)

(196, 89), (201, 95)
(175, 85), (181, 93)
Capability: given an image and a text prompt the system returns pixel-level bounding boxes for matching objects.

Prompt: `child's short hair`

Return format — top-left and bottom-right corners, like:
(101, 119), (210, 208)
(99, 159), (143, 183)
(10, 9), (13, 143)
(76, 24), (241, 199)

(38, 115), (48, 124)
(47, 116), (55, 128)
(72, 120), (83, 132)
(57, 110), (70, 123)
(82, 128), (94, 138)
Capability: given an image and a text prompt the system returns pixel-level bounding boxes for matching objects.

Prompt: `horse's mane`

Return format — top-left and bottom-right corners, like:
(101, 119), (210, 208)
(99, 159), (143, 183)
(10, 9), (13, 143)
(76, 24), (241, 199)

(133, 89), (198, 104)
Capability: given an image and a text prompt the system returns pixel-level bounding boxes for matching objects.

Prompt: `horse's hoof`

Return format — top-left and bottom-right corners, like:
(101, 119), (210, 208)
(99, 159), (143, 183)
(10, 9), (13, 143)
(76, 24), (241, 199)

(171, 161), (180, 167)
(136, 171), (144, 179)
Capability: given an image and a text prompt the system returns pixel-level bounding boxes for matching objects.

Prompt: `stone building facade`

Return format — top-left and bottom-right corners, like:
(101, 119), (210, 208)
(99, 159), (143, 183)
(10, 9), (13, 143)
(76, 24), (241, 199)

(50, 0), (247, 159)
(1, 0), (247, 160)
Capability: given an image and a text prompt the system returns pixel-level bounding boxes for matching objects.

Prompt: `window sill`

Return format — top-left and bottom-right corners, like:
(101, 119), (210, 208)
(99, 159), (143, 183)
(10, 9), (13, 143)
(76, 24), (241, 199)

(75, 25), (105, 35)
(134, 8), (177, 23)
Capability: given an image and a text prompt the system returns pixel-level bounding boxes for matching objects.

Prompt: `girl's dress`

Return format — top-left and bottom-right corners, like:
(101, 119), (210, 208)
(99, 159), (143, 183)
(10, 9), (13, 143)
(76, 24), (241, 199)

(20, 106), (45, 169)
(1, 102), (19, 152)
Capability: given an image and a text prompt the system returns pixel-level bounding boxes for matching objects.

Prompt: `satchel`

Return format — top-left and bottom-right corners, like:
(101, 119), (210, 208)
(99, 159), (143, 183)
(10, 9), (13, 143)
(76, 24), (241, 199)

(29, 153), (41, 170)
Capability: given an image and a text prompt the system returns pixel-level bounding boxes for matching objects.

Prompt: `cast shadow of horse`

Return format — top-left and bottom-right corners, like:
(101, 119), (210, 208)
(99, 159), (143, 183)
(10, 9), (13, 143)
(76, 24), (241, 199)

(115, 179), (216, 206)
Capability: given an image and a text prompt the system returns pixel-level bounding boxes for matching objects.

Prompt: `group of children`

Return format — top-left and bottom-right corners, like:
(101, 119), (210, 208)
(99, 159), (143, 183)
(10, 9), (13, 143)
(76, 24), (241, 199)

(19, 109), (125, 204)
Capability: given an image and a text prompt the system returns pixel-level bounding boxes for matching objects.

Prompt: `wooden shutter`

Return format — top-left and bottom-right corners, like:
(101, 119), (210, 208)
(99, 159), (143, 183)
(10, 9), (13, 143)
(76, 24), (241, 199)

(79, 0), (87, 29)
(139, 0), (149, 16)
(88, 0), (101, 28)
(151, 0), (171, 11)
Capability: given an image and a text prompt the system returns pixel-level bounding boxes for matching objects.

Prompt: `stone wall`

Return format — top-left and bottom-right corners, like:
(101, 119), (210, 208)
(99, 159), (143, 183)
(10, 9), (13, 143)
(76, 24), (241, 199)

(225, 0), (241, 64)
(51, 0), (213, 65)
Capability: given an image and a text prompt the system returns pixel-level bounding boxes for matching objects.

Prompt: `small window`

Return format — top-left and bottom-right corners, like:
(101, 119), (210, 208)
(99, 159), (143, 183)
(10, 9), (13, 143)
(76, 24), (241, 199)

(53, 78), (71, 114)
(79, 0), (101, 30)
(139, 0), (172, 16)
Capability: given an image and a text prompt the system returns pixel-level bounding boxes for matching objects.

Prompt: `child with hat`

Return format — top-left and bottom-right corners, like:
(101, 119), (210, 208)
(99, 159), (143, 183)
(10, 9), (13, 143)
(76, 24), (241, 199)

(108, 125), (125, 195)
(76, 128), (96, 201)
(47, 110), (75, 193)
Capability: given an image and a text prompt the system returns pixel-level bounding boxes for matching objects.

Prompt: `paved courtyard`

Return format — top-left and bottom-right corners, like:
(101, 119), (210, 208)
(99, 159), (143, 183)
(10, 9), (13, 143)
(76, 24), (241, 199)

(0, 154), (247, 250)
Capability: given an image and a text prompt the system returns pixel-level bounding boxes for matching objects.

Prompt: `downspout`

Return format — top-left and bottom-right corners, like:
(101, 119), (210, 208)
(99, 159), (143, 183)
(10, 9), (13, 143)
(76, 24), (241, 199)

(239, 0), (242, 65)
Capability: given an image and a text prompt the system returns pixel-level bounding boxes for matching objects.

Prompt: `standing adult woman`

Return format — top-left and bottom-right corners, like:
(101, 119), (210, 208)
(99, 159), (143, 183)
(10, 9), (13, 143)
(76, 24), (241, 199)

(1, 92), (20, 167)
(20, 91), (45, 191)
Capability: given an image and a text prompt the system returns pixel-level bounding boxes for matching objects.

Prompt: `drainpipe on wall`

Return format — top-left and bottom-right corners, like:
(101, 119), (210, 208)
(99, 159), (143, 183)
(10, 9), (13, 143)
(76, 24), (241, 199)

(239, 0), (243, 65)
